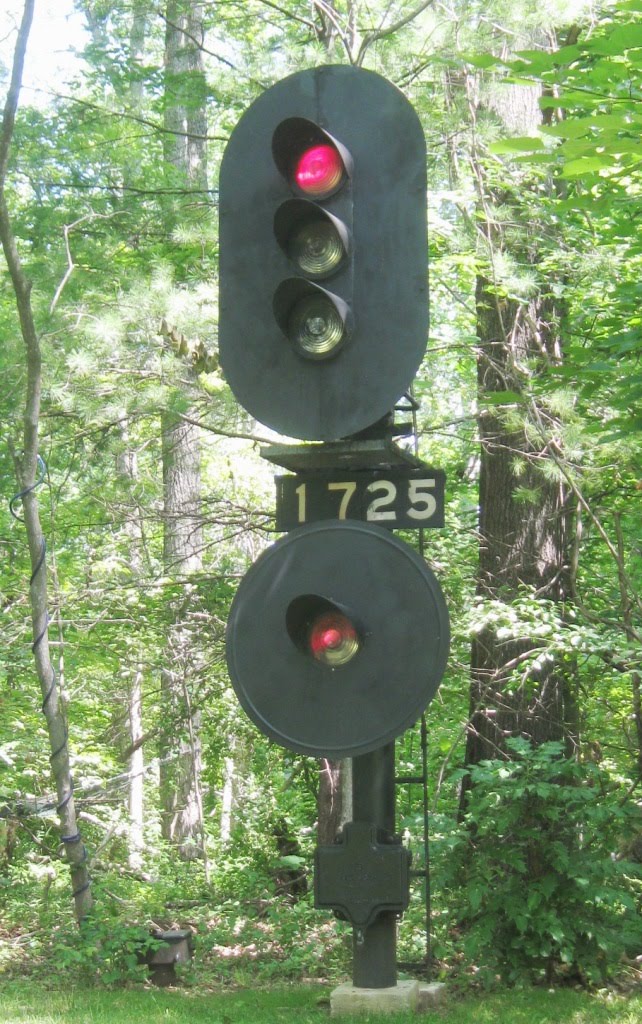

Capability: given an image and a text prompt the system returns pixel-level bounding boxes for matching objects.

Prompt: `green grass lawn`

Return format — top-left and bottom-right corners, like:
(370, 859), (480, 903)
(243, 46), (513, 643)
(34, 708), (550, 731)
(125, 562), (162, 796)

(0, 981), (640, 1024)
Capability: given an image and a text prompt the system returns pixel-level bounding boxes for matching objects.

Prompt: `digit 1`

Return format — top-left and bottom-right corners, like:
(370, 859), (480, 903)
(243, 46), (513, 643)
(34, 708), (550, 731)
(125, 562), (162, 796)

(295, 482), (306, 523)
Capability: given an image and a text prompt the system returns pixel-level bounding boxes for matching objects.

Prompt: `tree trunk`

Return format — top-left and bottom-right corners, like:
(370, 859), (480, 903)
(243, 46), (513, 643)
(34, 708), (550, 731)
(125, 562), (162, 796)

(157, 0), (208, 860)
(163, 0), (207, 187)
(465, 275), (571, 767)
(220, 733), (245, 844)
(219, 743), (236, 846)
(159, 414), (205, 858)
(108, 4), (149, 872)
(116, 418), (146, 872)
(614, 513), (642, 780)
(1, 0), (92, 922)
(317, 758), (352, 845)
(127, 667), (145, 870)
(461, 62), (575, 803)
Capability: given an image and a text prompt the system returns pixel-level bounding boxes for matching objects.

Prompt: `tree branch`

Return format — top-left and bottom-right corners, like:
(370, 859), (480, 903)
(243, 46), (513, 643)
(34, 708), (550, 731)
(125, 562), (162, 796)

(313, 0), (355, 62)
(55, 91), (228, 143)
(0, 0), (33, 188)
(356, 0), (437, 65)
(256, 0), (317, 32)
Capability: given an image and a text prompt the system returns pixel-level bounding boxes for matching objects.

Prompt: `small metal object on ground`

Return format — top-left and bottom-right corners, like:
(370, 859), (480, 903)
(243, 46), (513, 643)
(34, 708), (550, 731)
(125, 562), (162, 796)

(144, 928), (193, 987)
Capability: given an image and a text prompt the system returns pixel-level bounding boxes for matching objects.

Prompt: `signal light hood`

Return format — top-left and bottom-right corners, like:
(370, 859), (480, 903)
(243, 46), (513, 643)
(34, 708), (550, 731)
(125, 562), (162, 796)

(286, 594), (362, 667)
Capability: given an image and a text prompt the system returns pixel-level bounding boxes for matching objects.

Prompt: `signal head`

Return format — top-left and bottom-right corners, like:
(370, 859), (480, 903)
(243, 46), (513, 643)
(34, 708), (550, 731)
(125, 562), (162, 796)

(219, 65), (428, 441)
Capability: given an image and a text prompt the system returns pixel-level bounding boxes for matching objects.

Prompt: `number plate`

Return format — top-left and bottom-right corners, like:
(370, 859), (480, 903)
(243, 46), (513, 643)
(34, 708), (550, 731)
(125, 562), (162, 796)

(275, 468), (445, 532)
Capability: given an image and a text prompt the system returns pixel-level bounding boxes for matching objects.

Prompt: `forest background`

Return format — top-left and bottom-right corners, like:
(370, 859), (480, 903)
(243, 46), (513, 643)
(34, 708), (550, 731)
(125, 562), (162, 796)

(1, 0), (642, 994)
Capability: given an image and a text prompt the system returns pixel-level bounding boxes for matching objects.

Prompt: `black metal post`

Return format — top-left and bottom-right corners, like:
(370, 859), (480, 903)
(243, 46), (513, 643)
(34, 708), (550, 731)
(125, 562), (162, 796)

(420, 714), (433, 980)
(351, 743), (397, 989)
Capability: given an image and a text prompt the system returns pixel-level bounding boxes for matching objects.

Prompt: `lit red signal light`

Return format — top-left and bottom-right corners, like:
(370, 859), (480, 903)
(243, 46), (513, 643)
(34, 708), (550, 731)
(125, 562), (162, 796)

(309, 611), (360, 666)
(294, 144), (345, 198)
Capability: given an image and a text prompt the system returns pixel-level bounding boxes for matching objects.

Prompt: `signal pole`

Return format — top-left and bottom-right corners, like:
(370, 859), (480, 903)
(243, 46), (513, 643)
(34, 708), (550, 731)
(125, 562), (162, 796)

(351, 744), (397, 990)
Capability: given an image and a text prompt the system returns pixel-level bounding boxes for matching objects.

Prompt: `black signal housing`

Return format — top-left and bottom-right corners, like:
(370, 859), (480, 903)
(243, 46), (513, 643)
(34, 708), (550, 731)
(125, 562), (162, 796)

(219, 65), (428, 442)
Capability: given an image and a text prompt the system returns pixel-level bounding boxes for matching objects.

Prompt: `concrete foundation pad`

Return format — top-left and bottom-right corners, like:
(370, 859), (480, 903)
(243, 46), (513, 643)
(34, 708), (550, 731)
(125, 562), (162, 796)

(330, 980), (420, 1016)
(417, 982), (447, 1011)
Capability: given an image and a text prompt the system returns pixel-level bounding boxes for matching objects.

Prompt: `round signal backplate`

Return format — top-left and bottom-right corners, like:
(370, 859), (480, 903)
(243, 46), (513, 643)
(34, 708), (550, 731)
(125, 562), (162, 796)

(225, 520), (449, 758)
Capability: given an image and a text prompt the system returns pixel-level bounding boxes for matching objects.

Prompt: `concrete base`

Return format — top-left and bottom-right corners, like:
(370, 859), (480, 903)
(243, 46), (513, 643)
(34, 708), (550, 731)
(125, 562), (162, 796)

(330, 980), (420, 1016)
(417, 982), (447, 1011)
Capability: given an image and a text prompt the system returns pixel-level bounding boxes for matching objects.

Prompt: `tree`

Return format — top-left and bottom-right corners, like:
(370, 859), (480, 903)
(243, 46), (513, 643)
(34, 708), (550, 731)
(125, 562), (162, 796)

(457, 21), (579, 800)
(1, 0), (92, 923)
(465, 0), (642, 783)
(158, 0), (209, 862)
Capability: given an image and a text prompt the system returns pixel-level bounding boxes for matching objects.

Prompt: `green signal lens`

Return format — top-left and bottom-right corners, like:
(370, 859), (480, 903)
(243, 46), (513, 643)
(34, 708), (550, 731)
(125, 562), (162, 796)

(288, 219), (345, 278)
(287, 294), (346, 358)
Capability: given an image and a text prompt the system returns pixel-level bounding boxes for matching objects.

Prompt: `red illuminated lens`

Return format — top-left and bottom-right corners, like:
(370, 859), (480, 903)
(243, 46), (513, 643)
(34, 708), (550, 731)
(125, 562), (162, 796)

(309, 611), (360, 667)
(294, 144), (345, 198)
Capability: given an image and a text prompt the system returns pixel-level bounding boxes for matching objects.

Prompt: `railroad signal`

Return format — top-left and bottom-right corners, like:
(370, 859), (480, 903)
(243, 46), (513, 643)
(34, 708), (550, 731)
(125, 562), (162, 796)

(225, 520), (449, 759)
(219, 65), (428, 441)
(221, 68), (445, 995)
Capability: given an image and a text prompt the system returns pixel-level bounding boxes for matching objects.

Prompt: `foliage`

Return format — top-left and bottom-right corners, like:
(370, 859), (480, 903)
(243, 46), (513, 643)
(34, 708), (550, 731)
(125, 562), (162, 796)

(53, 917), (159, 985)
(46, 895), (347, 988)
(0, 825), (346, 986)
(483, 3), (642, 439)
(444, 740), (642, 986)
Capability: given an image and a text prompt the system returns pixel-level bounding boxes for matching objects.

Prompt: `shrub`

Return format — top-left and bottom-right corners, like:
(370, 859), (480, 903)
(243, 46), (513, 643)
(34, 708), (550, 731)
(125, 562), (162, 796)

(444, 739), (642, 986)
(54, 915), (160, 985)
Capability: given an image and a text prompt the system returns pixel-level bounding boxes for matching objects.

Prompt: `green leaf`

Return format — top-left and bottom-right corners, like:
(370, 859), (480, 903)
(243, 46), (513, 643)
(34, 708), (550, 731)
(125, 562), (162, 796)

(481, 391), (523, 406)
(591, 23), (642, 54)
(278, 855), (305, 869)
(561, 155), (615, 177)
(469, 885), (484, 912)
(540, 91), (602, 110)
(463, 53), (500, 69)
(541, 120), (591, 140)
(490, 137), (546, 155)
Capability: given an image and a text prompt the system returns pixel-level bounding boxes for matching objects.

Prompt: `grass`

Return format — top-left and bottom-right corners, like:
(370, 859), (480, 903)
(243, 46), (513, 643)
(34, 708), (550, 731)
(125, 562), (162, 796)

(0, 981), (641, 1024)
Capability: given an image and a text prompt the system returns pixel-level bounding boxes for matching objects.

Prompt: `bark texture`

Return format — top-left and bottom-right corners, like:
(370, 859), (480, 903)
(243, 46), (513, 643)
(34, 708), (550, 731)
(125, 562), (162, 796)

(159, 414), (206, 859)
(462, 63), (575, 798)
(465, 274), (572, 771)
(317, 758), (352, 846)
